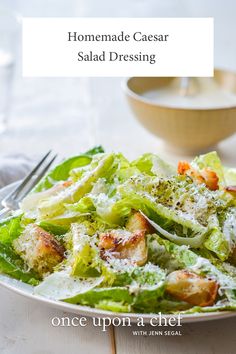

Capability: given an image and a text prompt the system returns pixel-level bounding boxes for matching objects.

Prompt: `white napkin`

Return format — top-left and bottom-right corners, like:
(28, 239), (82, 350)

(0, 155), (33, 189)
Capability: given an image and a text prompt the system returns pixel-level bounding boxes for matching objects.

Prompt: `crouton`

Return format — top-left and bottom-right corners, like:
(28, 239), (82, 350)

(126, 211), (153, 234)
(99, 229), (147, 266)
(166, 270), (218, 307)
(178, 161), (219, 191)
(228, 246), (236, 266)
(13, 224), (65, 277)
(225, 185), (236, 196)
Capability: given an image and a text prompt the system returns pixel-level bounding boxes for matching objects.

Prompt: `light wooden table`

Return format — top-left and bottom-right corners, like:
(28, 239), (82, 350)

(1, 1), (236, 353)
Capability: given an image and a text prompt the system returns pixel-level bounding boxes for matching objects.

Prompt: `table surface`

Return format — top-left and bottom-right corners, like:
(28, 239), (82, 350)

(1, 1), (236, 353)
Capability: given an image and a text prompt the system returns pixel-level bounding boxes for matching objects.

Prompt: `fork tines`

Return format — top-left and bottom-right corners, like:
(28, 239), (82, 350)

(9, 151), (57, 203)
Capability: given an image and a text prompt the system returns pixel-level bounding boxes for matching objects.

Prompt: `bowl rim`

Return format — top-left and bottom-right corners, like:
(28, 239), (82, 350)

(123, 69), (236, 112)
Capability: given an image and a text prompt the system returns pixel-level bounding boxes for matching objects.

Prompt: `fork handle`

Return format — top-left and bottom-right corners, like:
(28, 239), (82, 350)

(0, 207), (11, 219)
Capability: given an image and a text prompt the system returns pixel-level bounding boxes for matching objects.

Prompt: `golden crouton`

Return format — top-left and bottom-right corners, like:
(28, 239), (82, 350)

(166, 270), (218, 307)
(178, 161), (219, 191)
(13, 224), (65, 277)
(225, 185), (236, 196)
(228, 246), (236, 266)
(99, 229), (147, 266)
(126, 211), (153, 234)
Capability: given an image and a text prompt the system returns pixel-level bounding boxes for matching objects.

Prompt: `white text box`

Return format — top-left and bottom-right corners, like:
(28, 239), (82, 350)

(22, 18), (214, 77)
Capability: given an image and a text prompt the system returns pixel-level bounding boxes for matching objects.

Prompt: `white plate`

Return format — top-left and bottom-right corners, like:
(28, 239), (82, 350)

(0, 182), (236, 324)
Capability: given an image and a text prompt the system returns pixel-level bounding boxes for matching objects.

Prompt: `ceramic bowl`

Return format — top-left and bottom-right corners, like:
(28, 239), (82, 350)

(125, 70), (236, 153)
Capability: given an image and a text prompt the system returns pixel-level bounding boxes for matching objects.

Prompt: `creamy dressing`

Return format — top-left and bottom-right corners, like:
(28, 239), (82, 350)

(142, 78), (236, 109)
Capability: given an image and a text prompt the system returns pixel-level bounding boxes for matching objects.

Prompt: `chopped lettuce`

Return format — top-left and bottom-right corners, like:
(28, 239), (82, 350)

(0, 215), (23, 245)
(37, 221), (68, 238)
(221, 208), (236, 247)
(224, 167), (236, 186)
(0, 241), (39, 285)
(191, 151), (225, 187)
(33, 146), (104, 193)
(119, 181), (208, 239)
(2, 147), (236, 315)
(65, 263), (166, 313)
(38, 154), (115, 219)
(70, 223), (101, 277)
(34, 269), (103, 300)
(64, 286), (133, 313)
(148, 234), (236, 298)
(204, 228), (230, 261)
(132, 153), (176, 178)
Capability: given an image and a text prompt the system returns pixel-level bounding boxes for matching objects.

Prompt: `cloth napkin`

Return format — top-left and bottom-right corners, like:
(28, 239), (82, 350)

(0, 155), (33, 189)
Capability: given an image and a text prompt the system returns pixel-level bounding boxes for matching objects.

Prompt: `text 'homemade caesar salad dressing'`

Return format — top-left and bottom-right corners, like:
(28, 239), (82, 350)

(142, 78), (236, 109)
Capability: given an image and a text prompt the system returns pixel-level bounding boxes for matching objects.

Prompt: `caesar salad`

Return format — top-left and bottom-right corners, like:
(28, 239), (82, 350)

(1, 146), (236, 314)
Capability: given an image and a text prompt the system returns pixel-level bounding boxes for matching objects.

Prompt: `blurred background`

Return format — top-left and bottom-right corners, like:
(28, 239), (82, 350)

(0, 0), (236, 165)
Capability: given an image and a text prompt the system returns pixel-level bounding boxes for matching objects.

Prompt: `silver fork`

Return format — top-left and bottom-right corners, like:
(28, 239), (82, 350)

(0, 151), (57, 219)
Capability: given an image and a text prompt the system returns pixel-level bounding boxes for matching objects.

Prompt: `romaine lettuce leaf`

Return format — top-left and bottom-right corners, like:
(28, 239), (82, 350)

(94, 300), (131, 312)
(158, 299), (191, 312)
(0, 215), (23, 245)
(64, 273), (165, 313)
(34, 269), (103, 300)
(181, 302), (236, 314)
(204, 227), (230, 261)
(38, 153), (115, 219)
(117, 175), (233, 259)
(221, 208), (236, 248)
(148, 234), (236, 298)
(99, 260), (165, 312)
(131, 264), (166, 312)
(224, 167), (236, 186)
(33, 146), (104, 192)
(0, 241), (39, 285)
(191, 151), (225, 187)
(64, 286), (133, 310)
(91, 195), (131, 226)
(70, 223), (101, 277)
(132, 153), (176, 177)
(37, 221), (68, 237)
(119, 186), (208, 239)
